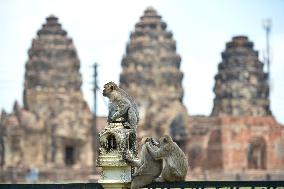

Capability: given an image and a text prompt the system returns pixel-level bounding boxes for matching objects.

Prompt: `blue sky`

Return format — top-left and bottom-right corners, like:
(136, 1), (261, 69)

(0, 0), (283, 123)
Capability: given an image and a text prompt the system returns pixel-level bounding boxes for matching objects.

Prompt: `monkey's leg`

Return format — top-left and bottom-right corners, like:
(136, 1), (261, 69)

(161, 166), (182, 182)
(167, 164), (186, 180)
(111, 100), (129, 121)
(132, 164), (147, 177)
(161, 166), (174, 182)
(127, 109), (138, 129)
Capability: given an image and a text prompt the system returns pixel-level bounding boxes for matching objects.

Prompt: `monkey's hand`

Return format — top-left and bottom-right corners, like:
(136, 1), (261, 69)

(111, 112), (120, 121)
(124, 152), (141, 167)
(146, 141), (156, 149)
(145, 142), (151, 148)
(146, 142), (163, 160)
(132, 170), (141, 177)
(132, 172), (139, 177)
(124, 153), (132, 163)
(123, 122), (132, 129)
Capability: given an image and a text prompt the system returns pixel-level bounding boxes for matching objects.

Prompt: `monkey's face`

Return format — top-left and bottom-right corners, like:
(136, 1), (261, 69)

(102, 84), (112, 97)
(103, 82), (117, 97)
(159, 135), (173, 146)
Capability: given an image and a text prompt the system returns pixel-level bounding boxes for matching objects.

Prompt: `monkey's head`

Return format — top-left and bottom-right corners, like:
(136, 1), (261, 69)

(159, 135), (173, 146)
(103, 81), (119, 98)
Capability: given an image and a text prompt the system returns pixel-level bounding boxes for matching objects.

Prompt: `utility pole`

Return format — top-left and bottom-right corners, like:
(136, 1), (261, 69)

(262, 19), (272, 88)
(0, 113), (5, 180)
(92, 63), (98, 172)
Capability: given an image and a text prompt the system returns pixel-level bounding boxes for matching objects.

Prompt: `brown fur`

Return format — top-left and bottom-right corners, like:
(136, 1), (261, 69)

(146, 135), (188, 181)
(125, 137), (162, 189)
(103, 81), (139, 129)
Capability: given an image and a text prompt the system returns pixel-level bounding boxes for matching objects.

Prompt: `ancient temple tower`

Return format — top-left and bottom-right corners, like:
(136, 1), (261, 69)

(24, 15), (83, 118)
(24, 15), (93, 166)
(1, 15), (93, 168)
(212, 36), (271, 116)
(120, 7), (188, 147)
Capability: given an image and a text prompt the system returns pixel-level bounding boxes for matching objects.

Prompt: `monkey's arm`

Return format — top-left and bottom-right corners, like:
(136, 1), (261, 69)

(124, 150), (142, 167)
(146, 142), (166, 160)
(126, 158), (142, 168)
(133, 163), (147, 177)
(111, 99), (130, 121)
(108, 102), (116, 122)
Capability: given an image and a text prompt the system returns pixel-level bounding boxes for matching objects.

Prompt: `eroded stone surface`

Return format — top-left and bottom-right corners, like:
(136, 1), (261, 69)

(0, 15), (93, 168)
(212, 36), (271, 116)
(119, 7), (189, 148)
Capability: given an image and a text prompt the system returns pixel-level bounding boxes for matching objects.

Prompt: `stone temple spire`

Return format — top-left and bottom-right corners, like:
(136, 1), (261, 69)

(0, 15), (93, 168)
(23, 15), (92, 140)
(212, 36), (271, 116)
(37, 15), (67, 36)
(120, 7), (188, 147)
(24, 15), (84, 118)
(120, 7), (183, 101)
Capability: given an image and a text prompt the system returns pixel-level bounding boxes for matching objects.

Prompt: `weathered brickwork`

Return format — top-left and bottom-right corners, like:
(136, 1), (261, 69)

(188, 36), (284, 180)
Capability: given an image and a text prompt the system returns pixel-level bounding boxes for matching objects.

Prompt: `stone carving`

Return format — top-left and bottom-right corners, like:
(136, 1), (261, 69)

(119, 7), (189, 147)
(98, 123), (137, 162)
(212, 36), (271, 116)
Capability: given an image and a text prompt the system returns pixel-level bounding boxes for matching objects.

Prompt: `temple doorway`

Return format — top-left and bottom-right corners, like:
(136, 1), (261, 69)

(206, 130), (223, 169)
(64, 146), (75, 166)
(247, 137), (266, 169)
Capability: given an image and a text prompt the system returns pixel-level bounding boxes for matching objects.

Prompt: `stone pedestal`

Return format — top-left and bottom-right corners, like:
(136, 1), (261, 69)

(97, 122), (137, 189)
(98, 165), (131, 189)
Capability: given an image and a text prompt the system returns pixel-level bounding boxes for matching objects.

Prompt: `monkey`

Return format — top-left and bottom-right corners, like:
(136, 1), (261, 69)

(103, 81), (139, 130)
(146, 135), (188, 182)
(125, 137), (163, 189)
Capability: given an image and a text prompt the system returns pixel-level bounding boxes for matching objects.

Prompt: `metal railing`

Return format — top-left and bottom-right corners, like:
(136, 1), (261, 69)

(0, 183), (103, 189)
(0, 181), (284, 189)
(147, 181), (284, 188)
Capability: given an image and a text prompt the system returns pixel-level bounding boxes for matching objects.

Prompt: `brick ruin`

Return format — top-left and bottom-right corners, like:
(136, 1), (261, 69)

(188, 36), (284, 180)
(0, 9), (284, 182)
(0, 15), (93, 173)
(120, 7), (189, 149)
